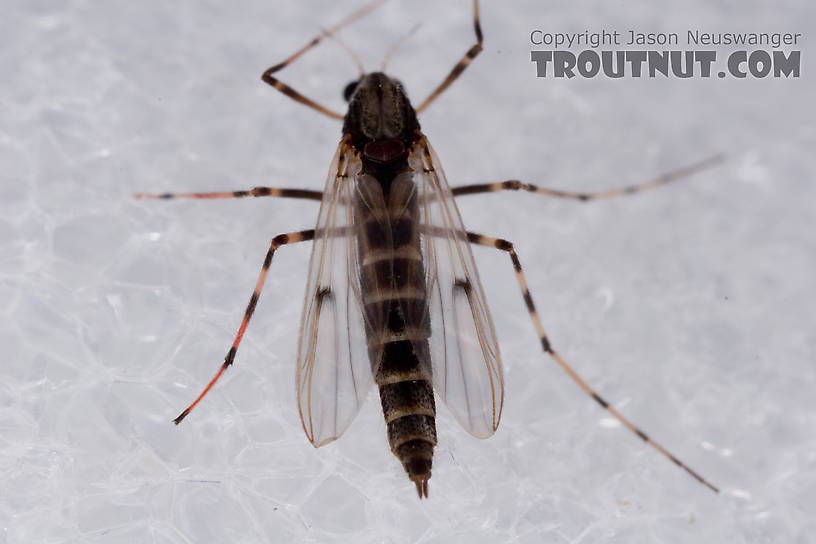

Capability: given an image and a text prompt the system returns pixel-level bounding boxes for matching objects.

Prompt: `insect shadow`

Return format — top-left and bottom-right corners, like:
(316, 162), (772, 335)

(135, 0), (722, 498)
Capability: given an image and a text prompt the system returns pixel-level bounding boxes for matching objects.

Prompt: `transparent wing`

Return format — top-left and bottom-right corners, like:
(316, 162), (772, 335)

(296, 143), (374, 447)
(411, 137), (504, 439)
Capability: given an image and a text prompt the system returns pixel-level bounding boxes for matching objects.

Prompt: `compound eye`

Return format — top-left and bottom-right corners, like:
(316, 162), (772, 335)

(343, 80), (359, 102)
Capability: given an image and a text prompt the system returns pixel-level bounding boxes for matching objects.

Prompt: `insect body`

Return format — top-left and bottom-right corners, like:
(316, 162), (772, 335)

(342, 77), (439, 495)
(298, 72), (502, 498)
(138, 0), (721, 498)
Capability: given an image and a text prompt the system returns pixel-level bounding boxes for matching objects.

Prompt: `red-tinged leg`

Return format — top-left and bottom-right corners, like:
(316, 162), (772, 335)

(133, 186), (323, 201)
(173, 228), (316, 424)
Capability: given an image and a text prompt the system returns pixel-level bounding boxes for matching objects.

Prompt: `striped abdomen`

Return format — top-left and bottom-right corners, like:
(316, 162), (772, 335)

(355, 170), (437, 498)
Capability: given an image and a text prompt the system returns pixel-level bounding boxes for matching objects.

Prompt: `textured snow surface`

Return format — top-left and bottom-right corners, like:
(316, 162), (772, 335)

(1, 0), (814, 542)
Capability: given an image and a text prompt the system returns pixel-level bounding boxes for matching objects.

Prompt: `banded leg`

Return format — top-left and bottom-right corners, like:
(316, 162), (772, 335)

(173, 229), (315, 424)
(133, 186), (323, 201)
(261, 0), (387, 120)
(467, 231), (719, 494)
(415, 0), (483, 114)
(452, 154), (724, 200)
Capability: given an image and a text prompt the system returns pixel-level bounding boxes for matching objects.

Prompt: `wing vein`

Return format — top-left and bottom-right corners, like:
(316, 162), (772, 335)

(296, 144), (374, 447)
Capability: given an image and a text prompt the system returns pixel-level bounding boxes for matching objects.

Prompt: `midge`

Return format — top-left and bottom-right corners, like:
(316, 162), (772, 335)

(137, 0), (722, 498)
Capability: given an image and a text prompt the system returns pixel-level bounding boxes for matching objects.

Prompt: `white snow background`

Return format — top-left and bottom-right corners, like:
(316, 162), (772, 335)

(1, 0), (814, 542)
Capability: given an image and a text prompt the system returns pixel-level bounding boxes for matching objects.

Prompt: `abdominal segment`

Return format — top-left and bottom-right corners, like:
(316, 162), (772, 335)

(355, 170), (437, 497)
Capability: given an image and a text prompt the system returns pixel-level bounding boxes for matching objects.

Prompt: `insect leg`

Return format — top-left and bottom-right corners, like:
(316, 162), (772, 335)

(133, 187), (323, 201)
(173, 228), (316, 424)
(261, 0), (387, 120)
(415, 0), (483, 114)
(452, 154), (723, 200)
(466, 231), (720, 494)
